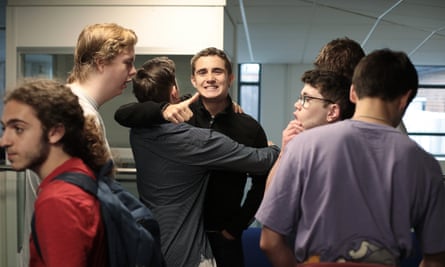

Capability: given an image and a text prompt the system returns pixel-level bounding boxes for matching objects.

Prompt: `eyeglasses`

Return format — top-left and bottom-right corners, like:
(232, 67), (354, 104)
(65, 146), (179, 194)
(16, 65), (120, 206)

(297, 95), (334, 108)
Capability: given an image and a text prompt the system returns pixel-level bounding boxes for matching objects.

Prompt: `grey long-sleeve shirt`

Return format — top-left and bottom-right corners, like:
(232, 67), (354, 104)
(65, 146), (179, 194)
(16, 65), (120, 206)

(130, 122), (279, 267)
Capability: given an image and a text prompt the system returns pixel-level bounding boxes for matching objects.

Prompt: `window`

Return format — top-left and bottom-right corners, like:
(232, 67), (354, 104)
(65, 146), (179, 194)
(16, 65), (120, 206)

(403, 66), (445, 159)
(237, 63), (262, 228)
(238, 63), (261, 120)
(22, 54), (54, 78)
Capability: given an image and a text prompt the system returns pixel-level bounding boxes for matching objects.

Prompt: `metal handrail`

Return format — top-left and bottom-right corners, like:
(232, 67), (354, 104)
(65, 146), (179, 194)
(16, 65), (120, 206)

(115, 167), (137, 182)
(0, 165), (14, 171)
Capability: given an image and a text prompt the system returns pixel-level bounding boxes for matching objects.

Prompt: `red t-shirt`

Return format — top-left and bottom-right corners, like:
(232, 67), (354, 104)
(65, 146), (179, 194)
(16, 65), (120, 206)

(29, 158), (107, 267)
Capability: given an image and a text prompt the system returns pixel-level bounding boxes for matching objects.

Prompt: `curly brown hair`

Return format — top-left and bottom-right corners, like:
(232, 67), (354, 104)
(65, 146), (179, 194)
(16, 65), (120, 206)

(314, 37), (365, 81)
(4, 79), (111, 173)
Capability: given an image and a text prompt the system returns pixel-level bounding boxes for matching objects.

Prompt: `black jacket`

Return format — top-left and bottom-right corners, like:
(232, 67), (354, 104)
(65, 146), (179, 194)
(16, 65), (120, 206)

(189, 97), (268, 238)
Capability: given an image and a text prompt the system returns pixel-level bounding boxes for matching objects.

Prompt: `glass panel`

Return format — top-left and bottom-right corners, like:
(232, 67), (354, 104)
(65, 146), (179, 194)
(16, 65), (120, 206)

(23, 54), (54, 78)
(240, 63), (260, 83)
(404, 66), (445, 159)
(240, 85), (259, 120)
(405, 92), (445, 157)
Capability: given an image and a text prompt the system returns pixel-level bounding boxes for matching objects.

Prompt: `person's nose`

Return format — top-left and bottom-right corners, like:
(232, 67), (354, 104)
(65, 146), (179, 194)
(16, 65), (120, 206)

(0, 131), (10, 148)
(294, 100), (302, 110)
(205, 73), (216, 83)
(129, 65), (137, 78)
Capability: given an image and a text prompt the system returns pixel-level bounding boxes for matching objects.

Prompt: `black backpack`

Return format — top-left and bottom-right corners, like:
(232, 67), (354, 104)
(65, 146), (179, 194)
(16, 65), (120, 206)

(32, 160), (165, 267)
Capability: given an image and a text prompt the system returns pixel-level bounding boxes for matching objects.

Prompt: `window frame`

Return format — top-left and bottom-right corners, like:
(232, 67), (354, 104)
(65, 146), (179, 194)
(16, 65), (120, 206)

(405, 66), (445, 159)
(237, 63), (262, 121)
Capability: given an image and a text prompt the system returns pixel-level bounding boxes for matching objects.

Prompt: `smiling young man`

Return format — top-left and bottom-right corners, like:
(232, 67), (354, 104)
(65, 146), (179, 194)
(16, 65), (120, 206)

(189, 48), (271, 267)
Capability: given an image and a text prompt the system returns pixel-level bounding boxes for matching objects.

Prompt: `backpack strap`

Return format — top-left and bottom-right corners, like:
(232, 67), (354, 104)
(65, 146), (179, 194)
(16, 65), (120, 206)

(54, 172), (98, 195)
(31, 214), (42, 260)
(96, 159), (114, 180)
(31, 172), (98, 261)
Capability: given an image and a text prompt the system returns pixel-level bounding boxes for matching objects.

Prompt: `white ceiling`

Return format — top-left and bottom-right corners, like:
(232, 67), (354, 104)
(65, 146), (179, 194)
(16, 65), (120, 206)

(1, 1), (443, 66)
(224, 0), (445, 65)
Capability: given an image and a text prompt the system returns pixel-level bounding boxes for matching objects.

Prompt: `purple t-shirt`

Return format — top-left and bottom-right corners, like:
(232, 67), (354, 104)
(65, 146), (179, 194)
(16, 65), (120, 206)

(256, 120), (445, 264)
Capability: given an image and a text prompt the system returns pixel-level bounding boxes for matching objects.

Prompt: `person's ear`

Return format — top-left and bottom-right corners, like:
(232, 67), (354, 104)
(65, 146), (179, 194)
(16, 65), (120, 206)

(350, 85), (357, 104)
(170, 85), (180, 103)
(327, 104), (340, 122)
(228, 74), (235, 87)
(95, 58), (106, 73)
(48, 124), (65, 144)
(190, 75), (197, 88)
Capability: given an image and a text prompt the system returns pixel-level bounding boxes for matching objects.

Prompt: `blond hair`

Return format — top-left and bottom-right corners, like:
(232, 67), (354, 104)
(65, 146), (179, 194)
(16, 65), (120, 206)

(67, 23), (138, 83)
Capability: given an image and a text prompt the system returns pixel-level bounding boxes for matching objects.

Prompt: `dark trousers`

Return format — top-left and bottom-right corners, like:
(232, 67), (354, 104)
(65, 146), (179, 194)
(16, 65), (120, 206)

(207, 231), (245, 267)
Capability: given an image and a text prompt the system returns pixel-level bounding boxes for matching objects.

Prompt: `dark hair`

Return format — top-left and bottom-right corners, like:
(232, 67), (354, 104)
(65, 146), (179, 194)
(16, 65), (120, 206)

(190, 47), (233, 76)
(132, 57), (176, 103)
(301, 69), (355, 119)
(314, 37), (365, 81)
(4, 79), (110, 173)
(352, 49), (418, 103)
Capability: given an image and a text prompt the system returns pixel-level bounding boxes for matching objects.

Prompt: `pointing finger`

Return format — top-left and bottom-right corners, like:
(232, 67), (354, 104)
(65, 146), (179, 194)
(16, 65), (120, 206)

(184, 92), (200, 106)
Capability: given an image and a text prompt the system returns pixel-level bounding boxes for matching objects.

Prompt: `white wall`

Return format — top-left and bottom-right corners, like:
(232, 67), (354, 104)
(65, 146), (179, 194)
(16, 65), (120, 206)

(261, 63), (312, 145)
(5, 4), (226, 87)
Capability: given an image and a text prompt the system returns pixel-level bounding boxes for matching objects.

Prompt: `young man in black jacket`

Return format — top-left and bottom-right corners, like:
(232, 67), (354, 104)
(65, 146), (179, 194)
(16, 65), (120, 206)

(115, 48), (270, 267)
